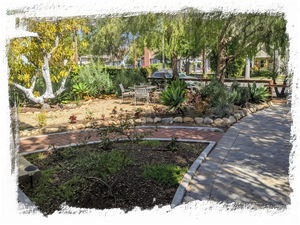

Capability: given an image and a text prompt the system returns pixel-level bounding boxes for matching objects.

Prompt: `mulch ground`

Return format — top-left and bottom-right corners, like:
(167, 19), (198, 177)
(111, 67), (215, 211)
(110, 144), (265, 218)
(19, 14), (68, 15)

(20, 141), (207, 216)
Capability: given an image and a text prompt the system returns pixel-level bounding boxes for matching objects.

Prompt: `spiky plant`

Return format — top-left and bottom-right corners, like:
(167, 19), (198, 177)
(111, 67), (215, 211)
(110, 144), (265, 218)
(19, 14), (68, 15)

(160, 79), (187, 115)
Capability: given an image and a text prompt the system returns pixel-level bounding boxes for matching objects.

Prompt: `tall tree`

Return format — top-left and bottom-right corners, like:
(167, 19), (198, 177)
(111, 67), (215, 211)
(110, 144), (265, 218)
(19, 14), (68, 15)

(89, 17), (128, 64)
(210, 12), (284, 83)
(8, 17), (89, 107)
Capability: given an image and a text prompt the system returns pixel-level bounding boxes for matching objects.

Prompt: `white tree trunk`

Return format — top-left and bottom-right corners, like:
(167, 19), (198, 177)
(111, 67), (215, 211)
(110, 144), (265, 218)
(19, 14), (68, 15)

(12, 36), (68, 106)
(41, 55), (55, 99)
(245, 57), (251, 79)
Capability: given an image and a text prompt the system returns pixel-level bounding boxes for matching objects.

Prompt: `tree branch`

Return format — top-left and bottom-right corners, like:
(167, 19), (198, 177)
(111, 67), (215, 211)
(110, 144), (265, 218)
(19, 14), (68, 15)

(47, 36), (60, 60)
(54, 76), (67, 96)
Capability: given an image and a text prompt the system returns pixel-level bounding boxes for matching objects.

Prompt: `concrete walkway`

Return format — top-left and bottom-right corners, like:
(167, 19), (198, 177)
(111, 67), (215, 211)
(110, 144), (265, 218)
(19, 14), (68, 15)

(18, 103), (293, 209)
(183, 103), (293, 208)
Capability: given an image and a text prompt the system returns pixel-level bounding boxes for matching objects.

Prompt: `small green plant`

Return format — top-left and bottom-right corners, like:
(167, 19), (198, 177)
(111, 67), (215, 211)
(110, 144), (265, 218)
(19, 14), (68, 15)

(72, 82), (89, 100)
(248, 82), (270, 103)
(84, 110), (94, 122)
(36, 111), (47, 127)
(165, 137), (179, 152)
(143, 164), (188, 187)
(160, 79), (187, 115)
(74, 150), (133, 200)
(139, 140), (162, 148)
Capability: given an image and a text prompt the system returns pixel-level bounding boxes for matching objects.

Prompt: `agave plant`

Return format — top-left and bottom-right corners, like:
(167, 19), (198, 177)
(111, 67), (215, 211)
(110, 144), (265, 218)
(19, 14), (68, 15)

(248, 82), (270, 103)
(72, 82), (90, 100)
(160, 79), (187, 114)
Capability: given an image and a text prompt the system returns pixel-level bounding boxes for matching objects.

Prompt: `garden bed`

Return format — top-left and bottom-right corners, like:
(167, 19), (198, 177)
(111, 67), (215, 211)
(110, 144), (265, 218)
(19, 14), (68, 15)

(20, 139), (208, 216)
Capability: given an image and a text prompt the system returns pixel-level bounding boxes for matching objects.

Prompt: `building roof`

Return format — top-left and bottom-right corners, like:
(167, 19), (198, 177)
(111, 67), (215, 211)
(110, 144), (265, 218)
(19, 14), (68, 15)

(255, 49), (271, 59)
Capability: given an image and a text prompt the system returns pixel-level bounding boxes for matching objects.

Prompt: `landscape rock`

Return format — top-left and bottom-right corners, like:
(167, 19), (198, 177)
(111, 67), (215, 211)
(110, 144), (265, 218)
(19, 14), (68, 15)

(222, 117), (231, 126)
(229, 116), (236, 124)
(146, 117), (154, 123)
(154, 117), (162, 123)
(204, 117), (213, 125)
(44, 127), (60, 133)
(161, 117), (174, 124)
(234, 113), (242, 121)
(257, 104), (265, 110)
(213, 118), (225, 127)
(174, 116), (183, 123)
(242, 108), (248, 116)
(140, 117), (147, 124)
(183, 117), (194, 123)
(75, 123), (86, 129)
(194, 117), (204, 124)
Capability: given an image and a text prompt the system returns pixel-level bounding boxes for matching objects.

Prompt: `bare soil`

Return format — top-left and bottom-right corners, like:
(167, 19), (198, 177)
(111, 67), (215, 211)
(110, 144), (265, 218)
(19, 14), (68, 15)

(20, 140), (207, 216)
(17, 96), (201, 131)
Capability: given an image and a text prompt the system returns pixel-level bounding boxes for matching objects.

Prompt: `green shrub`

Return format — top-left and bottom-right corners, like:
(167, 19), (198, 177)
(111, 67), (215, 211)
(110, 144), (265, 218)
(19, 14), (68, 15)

(200, 79), (236, 117)
(231, 81), (250, 106)
(211, 94), (235, 117)
(143, 164), (188, 187)
(248, 82), (270, 103)
(139, 140), (162, 148)
(227, 57), (246, 78)
(251, 69), (272, 78)
(74, 150), (132, 180)
(36, 111), (47, 127)
(72, 82), (90, 100)
(160, 79), (187, 114)
(77, 63), (114, 96)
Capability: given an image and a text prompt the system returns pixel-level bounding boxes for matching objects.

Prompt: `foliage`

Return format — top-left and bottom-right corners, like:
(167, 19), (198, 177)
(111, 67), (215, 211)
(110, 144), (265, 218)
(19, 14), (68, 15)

(248, 82), (270, 103)
(8, 17), (90, 105)
(72, 82), (90, 100)
(226, 57), (246, 78)
(36, 111), (47, 127)
(211, 94), (235, 117)
(139, 140), (162, 148)
(75, 150), (132, 180)
(231, 81), (250, 106)
(75, 63), (114, 97)
(160, 79), (187, 113)
(143, 164), (187, 187)
(200, 79), (235, 117)
(251, 69), (272, 78)
(165, 137), (179, 152)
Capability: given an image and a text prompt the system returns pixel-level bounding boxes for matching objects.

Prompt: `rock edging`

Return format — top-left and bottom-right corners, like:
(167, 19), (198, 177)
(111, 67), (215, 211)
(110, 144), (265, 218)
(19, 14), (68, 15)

(19, 102), (272, 137)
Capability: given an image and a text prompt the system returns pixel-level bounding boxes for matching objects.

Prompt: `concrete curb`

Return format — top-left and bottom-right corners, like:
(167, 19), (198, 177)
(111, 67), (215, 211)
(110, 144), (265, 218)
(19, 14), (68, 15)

(171, 140), (217, 208)
(19, 125), (224, 141)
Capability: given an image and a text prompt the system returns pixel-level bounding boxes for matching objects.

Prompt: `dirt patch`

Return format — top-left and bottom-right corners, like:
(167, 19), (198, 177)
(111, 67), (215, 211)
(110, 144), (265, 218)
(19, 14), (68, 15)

(20, 140), (207, 215)
(17, 96), (205, 131)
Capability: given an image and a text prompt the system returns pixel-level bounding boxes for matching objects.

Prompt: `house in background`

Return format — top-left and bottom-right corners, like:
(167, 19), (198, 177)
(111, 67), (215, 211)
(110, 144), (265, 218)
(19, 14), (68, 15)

(253, 49), (273, 70)
(138, 47), (161, 67)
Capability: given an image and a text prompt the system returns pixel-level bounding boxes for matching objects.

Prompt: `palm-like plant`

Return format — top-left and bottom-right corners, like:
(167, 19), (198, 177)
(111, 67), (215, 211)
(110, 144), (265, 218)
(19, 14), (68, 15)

(160, 79), (187, 114)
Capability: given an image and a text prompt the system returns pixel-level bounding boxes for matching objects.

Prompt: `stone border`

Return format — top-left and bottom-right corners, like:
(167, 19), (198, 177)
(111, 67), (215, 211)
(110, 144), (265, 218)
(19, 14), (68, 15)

(18, 135), (217, 212)
(19, 102), (272, 137)
(171, 139), (216, 208)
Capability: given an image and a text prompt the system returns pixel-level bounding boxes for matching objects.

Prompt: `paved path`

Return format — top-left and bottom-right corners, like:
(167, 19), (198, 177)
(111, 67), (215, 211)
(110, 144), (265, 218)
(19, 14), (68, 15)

(18, 103), (292, 209)
(183, 103), (293, 208)
(19, 126), (224, 153)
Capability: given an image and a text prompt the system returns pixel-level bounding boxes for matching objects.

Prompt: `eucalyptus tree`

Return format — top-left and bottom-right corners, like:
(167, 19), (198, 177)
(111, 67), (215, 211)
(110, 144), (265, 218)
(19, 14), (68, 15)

(8, 17), (89, 107)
